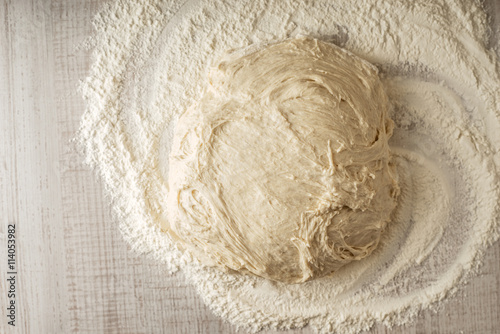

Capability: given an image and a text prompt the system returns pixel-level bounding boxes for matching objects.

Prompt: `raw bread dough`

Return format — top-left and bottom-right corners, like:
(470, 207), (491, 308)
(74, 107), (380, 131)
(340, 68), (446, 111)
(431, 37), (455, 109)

(163, 37), (399, 283)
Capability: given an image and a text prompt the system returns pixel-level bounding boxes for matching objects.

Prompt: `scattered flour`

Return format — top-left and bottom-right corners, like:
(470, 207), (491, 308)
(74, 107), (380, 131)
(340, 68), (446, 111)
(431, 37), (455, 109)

(77, 0), (500, 333)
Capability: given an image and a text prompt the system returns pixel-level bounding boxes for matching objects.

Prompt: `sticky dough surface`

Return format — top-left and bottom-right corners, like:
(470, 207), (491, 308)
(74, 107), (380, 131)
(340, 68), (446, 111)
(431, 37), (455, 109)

(163, 37), (399, 283)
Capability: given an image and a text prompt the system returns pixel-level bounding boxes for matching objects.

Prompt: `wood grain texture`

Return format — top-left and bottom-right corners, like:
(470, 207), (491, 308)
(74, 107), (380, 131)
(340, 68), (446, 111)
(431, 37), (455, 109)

(0, 0), (498, 333)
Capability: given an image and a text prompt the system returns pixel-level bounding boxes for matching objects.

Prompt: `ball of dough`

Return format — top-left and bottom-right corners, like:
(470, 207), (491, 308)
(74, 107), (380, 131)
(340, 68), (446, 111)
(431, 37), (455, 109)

(164, 37), (399, 283)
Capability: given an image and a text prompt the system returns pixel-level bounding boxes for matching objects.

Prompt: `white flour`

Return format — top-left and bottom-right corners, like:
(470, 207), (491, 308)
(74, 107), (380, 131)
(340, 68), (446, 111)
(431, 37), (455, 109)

(78, 0), (500, 333)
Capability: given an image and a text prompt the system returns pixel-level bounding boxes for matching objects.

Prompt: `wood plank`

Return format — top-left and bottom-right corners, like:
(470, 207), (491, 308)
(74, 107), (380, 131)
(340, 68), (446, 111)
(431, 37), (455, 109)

(1, 0), (63, 332)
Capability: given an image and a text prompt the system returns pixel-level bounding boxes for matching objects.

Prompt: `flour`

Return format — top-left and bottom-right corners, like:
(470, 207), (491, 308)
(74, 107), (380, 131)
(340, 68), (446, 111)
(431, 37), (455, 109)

(78, 0), (500, 333)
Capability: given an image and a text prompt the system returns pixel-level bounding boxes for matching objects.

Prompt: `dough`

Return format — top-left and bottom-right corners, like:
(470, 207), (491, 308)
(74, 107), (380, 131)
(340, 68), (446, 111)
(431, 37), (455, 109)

(163, 37), (399, 283)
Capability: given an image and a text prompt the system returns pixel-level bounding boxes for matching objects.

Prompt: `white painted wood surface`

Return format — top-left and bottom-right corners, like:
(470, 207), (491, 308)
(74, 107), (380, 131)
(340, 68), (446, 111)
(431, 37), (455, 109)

(0, 1), (499, 333)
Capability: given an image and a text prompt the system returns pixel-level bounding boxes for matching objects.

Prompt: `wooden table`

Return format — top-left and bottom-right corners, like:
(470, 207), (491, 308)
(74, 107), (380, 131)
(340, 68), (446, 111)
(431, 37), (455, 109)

(1, 1), (499, 333)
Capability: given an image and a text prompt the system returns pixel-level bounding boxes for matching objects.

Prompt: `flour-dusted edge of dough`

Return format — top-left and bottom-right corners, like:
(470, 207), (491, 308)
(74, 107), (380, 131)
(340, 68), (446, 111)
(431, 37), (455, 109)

(163, 37), (400, 283)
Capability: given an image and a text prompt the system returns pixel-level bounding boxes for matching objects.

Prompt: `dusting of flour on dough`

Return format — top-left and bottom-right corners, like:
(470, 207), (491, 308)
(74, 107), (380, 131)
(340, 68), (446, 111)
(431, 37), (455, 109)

(78, 0), (500, 333)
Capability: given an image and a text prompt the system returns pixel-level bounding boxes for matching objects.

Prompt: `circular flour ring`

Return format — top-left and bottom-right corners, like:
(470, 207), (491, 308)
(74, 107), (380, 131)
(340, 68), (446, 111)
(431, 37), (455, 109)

(78, 0), (500, 333)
